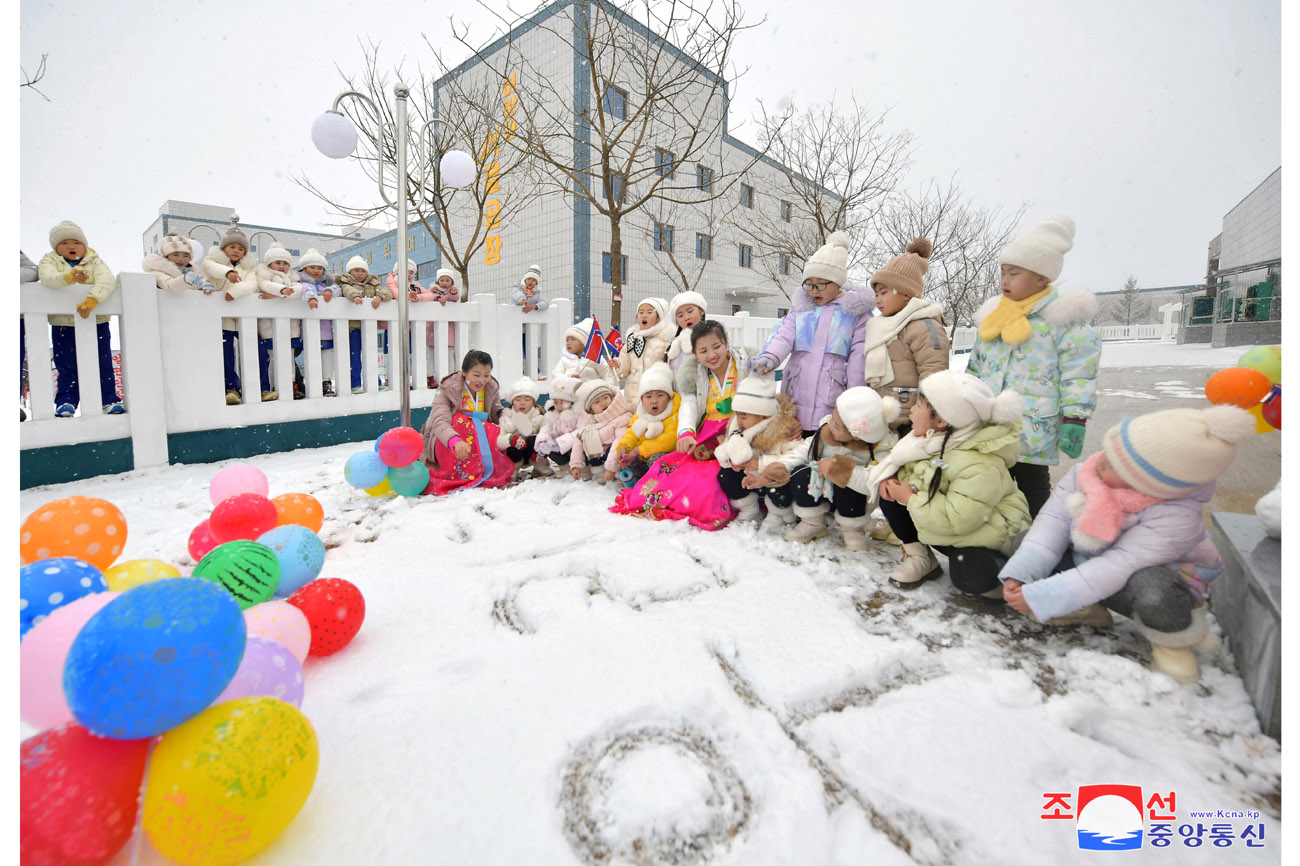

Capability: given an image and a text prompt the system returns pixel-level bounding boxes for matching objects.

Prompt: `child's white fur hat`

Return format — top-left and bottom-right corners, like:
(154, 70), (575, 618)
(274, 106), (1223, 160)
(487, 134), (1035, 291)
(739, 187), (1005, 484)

(345, 255), (370, 273)
(732, 374), (780, 416)
(835, 387), (900, 443)
(918, 370), (1023, 430)
(505, 376), (540, 403)
(263, 244), (293, 266)
(565, 318), (593, 345)
(548, 376), (583, 405)
(160, 234), (192, 258)
(638, 362), (675, 398)
(668, 291), (707, 322)
(435, 268), (456, 282)
(50, 220), (88, 248)
(298, 248), (327, 269)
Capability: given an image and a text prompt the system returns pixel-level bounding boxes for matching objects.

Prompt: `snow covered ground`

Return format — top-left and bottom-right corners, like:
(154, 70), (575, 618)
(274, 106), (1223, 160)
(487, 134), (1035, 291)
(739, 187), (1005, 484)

(951, 339), (1264, 374)
(20, 438), (1281, 866)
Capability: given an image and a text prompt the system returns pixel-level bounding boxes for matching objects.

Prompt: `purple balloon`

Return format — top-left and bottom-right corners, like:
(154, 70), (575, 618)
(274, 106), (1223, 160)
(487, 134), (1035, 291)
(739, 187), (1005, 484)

(214, 636), (304, 708)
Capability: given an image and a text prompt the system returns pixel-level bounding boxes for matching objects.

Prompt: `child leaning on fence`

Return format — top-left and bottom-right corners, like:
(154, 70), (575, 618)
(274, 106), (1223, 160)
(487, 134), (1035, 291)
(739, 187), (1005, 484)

(202, 226), (265, 405)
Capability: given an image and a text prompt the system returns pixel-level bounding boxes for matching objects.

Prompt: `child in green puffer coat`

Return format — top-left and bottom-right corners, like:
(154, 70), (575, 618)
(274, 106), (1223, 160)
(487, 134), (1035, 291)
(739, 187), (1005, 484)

(865, 370), (1031, 593)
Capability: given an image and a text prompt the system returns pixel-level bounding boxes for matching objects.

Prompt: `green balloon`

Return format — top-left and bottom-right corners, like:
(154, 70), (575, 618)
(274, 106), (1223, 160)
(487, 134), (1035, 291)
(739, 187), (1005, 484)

(1238, 345), (1281, 384)
(388, 462), (430, 497)
(192, 541), (280, 609)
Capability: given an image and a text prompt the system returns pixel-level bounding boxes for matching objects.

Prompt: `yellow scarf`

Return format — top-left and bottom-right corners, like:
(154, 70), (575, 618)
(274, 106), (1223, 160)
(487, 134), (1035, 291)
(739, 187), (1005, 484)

(460, 388), (485, 413)
(704, 359), (738, 420)
(978, 286), (1052, 345)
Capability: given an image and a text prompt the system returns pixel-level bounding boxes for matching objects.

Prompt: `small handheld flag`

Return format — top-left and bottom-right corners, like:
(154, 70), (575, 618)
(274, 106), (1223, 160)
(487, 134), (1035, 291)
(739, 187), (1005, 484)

(605, 326), (623, 360)
(583, 318), (606, 363)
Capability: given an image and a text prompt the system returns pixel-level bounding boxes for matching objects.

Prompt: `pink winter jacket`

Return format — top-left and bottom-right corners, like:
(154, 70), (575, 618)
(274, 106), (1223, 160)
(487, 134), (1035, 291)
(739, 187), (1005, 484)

(395, 273), (460, 347)
(535, 403), (583, 456)
(571, 393), (634, 471)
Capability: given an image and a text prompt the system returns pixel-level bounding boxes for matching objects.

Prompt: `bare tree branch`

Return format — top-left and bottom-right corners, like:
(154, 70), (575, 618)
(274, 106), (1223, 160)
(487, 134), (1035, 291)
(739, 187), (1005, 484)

(21, 53), (50, 101)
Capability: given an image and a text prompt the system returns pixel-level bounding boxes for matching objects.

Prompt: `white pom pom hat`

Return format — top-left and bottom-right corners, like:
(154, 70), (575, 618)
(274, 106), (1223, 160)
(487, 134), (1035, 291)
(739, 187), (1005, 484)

(918, 370), (1023, 430)
(835, 387), (900, 443)
(999, 216), (1075, 283)
(802, 230), (851, 287)
(1102, 405), (1256, 499)
(505, 376), (540, 403)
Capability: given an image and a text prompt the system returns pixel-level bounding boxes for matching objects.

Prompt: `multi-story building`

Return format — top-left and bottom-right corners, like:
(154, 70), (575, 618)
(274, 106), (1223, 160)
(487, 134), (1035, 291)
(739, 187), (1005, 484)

(141, 200), (381, 261)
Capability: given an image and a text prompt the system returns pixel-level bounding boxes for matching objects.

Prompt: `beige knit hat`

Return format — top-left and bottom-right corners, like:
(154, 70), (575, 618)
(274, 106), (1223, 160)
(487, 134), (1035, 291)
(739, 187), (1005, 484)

(1102, 405), (1256, 499)
(871, 238), (932, 299)
(999, 216), (1075, 282)
(835, 387), (900, 443)
(802, 231), (851, 286)
(576, 379), (616, 413)
(49, 220), (88, 249)
(160, 234), (192, 257)
(918, 370), (1023, 430)
(220, 227), (249, 251)
(732, 374), (780, 416)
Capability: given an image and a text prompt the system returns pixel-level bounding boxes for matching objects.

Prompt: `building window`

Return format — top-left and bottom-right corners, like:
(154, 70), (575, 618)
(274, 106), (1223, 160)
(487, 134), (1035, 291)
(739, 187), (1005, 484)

(418, 261), (437, 281)
(732, 304), (742, 315)
(777, 307), (789, 318)
(602, 86), (628, 120)
(289, 248), (300, 256)
(779, 254), (791, 276)
(780, 200), (792, 222)
(738, 244), (753, 269)
(695, 233), (712, 260)
(696, 165), (713, 192)
(655, 148), (675, 178)
(602, 252), (629, 283)
(654, 223), (674, 253)
(740, 184), (754, 208)
(604, 172), (626, 203)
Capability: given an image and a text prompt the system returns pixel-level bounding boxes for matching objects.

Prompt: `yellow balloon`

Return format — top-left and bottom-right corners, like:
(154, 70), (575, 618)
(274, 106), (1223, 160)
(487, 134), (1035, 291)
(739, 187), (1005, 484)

(364, 477), (394, 496)
(144, 697), (319, 866)
(1246, 404), (1274, 434)
(103, 558), (181, 592)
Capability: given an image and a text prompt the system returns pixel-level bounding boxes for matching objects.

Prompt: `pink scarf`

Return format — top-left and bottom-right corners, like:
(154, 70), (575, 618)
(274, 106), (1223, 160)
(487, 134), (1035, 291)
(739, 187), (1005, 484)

(1068, 453), (1164, 552)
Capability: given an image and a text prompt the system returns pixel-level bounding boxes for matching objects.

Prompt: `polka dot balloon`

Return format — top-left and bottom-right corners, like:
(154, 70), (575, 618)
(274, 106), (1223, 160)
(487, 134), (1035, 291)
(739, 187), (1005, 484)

(19, 557), (107, 638)
(20, 496), (127, 571)
(287, 578), (366, 657)
(244, 600), (312, 664)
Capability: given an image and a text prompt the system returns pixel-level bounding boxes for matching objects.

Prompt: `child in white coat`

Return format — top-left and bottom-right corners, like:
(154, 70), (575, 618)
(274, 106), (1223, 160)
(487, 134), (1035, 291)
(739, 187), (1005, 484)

(534, 376), (584, 473)
(202, 226), (263, 404)
(255, 244), (301, 400)
(715, 374), (804, 528)
(615, 297), (673, 403)
(497, 376), (548, 478)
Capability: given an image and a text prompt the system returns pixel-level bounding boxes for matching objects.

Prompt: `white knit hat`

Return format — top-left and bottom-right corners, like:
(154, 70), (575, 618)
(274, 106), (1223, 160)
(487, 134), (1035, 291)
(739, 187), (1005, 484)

(505, 376), (540, 402)
(802, 231), (851, 287)
(49, 220), (87, 249)
(394, 258), (416, 275)
(523, 264), (541, 283)
(435, 268), (455, 282)
(188, 238), (204, 261)
(565, 318), (593, 345)
(668, 291), (708, 324)
(548, 376), (583, 405)
(576, 379), (615, 413)
(1102, 405), (1255, 499)
(298, 248), (327, 269)
(918, 370), (1024, 430)
(835, 387), (901, 443)
(999, 216), (1075, 282)
(160, 234), (191, 257)
(345, 255), (369, 273)
(638, 362), (675, 397)
(263, 244), (292, 266)
(732, 374), (780, 416)
(636, 296), (669, 324)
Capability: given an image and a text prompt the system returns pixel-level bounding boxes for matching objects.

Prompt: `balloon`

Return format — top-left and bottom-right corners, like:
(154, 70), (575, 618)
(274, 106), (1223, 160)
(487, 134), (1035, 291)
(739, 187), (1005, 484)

(272, 492), (324, 533)
(288, 578), (366, 656)
(244, 600), (312, 664)
(1261, 387), (1281, 429)
(1246, 404), (1273, 434)
(1204, 366), (1272, 409)
(344, 451), (388, 488)
(188, 518), (219, 562)
(21, 496), (127, 570)
(20, 592), (119, 729)
(257, 525), (326, 598)
(215, 637), (304, 708)
(192, 541), (280, 609)
(209, 463), (269, 506)
(1238, 345), (1281, 384)
(377, 426), (424, 467)
(144, 697), (319, 866)
(21, 723), (152, 866)
(64, 578), (246, 739)
(209, 493), (278, 544)
(104, 558), (181, 592)
(365, 477), (395, 497)
(388, 461), (431, 497)
(20, 557), (107, 637)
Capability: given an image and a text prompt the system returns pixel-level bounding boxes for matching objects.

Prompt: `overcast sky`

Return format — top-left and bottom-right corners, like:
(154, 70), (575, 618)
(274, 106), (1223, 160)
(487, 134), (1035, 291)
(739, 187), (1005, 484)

(18, 0), (1281, 295)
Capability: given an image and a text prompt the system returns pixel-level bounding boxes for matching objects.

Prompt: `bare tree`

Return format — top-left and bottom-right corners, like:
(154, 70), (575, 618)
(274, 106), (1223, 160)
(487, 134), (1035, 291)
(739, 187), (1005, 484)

(745, 96), (914, 290)
(455, 0), (781, 327)
(638, 196), (730, 293)
(1104, 275), (1151, 326)
(297, 42), (548, 292)
(876, 177), (1025, 335)
(21, 53), (50, 101)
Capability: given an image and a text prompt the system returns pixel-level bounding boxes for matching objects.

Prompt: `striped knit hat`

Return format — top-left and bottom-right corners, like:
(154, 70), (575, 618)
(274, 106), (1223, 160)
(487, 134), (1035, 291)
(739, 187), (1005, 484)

(871, 237), (931, 299)
(1102, 405), (1256, 499)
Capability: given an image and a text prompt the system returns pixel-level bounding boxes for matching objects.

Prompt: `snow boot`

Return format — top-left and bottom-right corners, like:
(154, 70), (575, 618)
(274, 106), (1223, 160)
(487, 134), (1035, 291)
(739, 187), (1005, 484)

(261, 390), (278, 402)
(784, 504), (829, 543)
(1136, 607), (1208, 685)
(1149, 645), (1200, 685)
(225, 390), (242, 406)
(889, 542), (943, 589)
(837, 514), (871, 551)
(870, 518), (901, 545)
(761, 503), (797, 531)
(1041, 603), (1114, 628)
(980, 584), (1005, 601)
(729, 493), (762, 523)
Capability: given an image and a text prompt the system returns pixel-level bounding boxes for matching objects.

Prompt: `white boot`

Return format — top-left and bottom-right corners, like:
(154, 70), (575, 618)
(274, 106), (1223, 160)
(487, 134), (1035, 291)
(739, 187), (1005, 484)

(1136, 608), (1208, 685)
(837, 514), (871, 551)
(729, 494), (761, 522)
(889, 542), (943, 588)
(762, 503), (797, 532)
(870, 517), (901, 545)
(784, 504), (829, 543)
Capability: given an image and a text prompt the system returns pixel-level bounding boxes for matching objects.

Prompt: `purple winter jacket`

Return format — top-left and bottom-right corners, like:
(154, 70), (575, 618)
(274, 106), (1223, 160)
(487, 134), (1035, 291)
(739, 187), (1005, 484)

(756, 284), (875, 430)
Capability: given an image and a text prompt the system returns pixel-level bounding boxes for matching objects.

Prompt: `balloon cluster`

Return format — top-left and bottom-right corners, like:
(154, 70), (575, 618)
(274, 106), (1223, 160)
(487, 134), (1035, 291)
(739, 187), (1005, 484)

(19, 467), (367, 866)
(1204, 345), (1281, 433)
(344, 426), (429, 497)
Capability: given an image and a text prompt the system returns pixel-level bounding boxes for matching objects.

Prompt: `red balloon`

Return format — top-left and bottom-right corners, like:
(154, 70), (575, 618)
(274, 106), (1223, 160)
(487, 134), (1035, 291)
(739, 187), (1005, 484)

(377, 426), (424, 468)
(21, 723), (151, 866)
(187, 518), (219, 562)
(208, 493), (278, 544)
(1262, 389), (1281, 429)
(287, 578), (366, 656)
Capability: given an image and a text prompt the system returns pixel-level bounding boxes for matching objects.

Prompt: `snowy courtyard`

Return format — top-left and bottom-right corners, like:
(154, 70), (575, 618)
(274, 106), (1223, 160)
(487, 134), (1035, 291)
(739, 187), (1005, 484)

(21, 428), (1281, 866)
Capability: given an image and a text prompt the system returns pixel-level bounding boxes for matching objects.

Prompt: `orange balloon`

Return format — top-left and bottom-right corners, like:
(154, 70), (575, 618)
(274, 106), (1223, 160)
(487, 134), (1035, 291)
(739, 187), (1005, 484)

(20, 496), (127, 569)
(1204, 367), (1272, 409)
(271, 493), (324, 533)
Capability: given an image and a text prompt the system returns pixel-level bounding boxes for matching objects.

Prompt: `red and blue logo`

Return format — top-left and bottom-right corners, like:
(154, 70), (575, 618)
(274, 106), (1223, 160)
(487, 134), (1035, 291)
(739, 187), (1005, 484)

(1075, 785), (1145, 850)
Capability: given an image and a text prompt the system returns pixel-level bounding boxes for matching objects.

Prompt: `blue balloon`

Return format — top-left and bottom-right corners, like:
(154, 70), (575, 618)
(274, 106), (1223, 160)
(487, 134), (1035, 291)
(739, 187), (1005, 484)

(258, 525), (327, 598)
(374, 434), (384, 452)
(63, 577), (246, 739)
(344, 451), (388, 488)
(20, 557), (106, 638)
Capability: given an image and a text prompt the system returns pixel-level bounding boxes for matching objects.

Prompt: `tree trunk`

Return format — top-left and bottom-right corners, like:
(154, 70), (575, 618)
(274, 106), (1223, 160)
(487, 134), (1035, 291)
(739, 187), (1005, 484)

(609, 215), (623, 329)
(458, 266), (470, 301)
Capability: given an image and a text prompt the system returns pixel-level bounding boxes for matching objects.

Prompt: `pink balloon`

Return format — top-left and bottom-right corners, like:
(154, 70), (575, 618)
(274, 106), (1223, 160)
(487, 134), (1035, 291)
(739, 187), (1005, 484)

(188, 518), (219, 562)
(215, 637), (304, 708)
(20, 592), (120, 730)
(209, 463), (269, 506)
(243, 600), (312, 664)
(377, 427), (425, 468)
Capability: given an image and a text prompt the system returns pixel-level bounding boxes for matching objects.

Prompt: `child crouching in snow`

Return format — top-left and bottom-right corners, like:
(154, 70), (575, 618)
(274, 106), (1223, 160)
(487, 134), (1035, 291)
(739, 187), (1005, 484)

(570, 379), (634, 483)
(715, 374), (803, 527)
(865, 371), (1031, 593)
(497, 376), (547, 479)
(756, 386), (900, 547)
(998, 405), (1255, 685)
(534, 376), (584, 473)
(613, 363), (680, 484)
